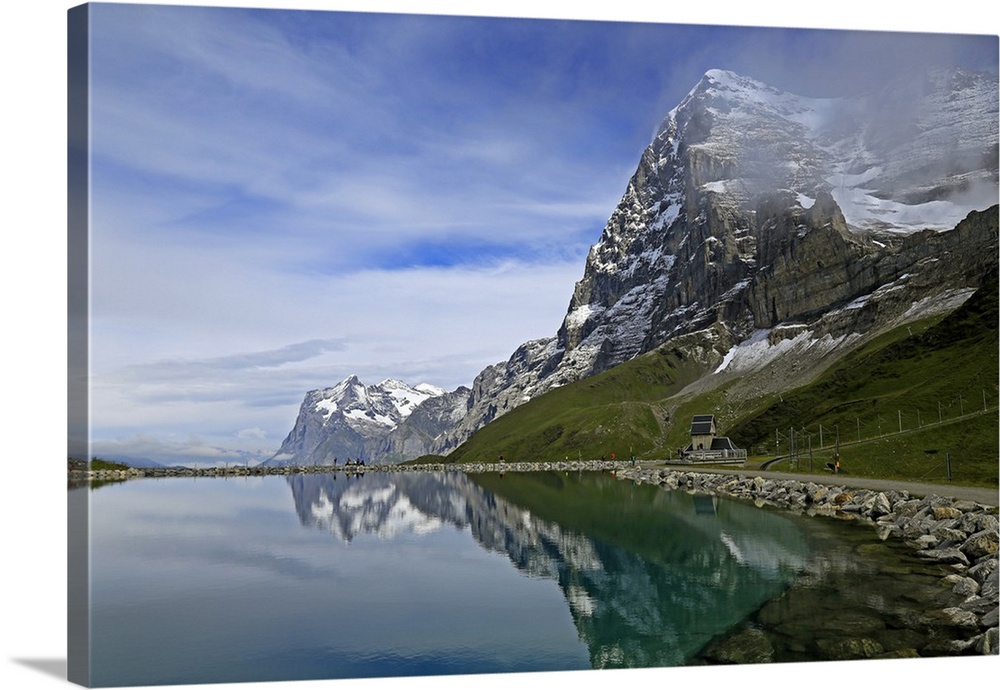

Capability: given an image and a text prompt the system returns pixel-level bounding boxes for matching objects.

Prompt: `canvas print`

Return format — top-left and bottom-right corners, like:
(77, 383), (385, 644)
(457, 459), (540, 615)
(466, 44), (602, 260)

(67, 2), (999, 688)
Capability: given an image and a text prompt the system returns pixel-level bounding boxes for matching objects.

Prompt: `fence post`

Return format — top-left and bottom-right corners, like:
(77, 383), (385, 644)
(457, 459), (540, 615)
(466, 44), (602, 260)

(946, 452), (952, 482)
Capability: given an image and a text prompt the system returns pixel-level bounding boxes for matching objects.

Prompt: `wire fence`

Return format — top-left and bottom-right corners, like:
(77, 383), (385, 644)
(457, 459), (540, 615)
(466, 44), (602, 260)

(758, 388), (997, 478)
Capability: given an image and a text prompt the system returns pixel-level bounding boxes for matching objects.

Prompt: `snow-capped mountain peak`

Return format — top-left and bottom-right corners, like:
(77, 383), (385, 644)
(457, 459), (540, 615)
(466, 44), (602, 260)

(415, 382), (446, 396)
(662, 67), (998, 234)
(310, 376), (443, 429)
(265, 375), (467, 466)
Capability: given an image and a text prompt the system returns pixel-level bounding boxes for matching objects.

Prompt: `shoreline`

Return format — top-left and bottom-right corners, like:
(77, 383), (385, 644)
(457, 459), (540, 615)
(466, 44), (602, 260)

(70, 459), (998, 503)
(68, 458), (629, 482)
(646, 463), (1000, 506)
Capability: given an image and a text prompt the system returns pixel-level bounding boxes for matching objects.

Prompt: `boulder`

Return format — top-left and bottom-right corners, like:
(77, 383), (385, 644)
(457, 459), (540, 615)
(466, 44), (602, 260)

(915, 547), (970, 566)
(864, 492), (893, 518)
(973, 628), (999, 655)
(961, 529), (999, 560)
(920, 607), (981, 631)
(908, 534), (940, 551)
(960, 596), (998, 616)
(932, 526), (970, 544)
(875, 523), (903, 541)
(981, 568), (1000, 600)
(701, 627), (775, 664)
(921, 638), (978, 655)
(933, 506), (964, 520)
(833, 492), (854, 505)
(815, 637), (885, 660)
(982, 607), (999, 628)
(968, 557), (998, 585)
(951, 577), (981, 598)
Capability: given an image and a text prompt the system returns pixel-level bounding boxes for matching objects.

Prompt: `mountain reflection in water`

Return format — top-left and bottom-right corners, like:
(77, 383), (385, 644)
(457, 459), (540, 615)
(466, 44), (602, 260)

(288, 470), (811, 668)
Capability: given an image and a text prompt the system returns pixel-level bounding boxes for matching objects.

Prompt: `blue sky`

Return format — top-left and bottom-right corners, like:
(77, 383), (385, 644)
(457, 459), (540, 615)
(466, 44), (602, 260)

(68, 2), (998, 465)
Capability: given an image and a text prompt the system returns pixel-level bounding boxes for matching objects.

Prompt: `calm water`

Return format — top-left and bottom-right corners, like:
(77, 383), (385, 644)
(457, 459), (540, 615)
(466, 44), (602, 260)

(78, 470), (932, 686)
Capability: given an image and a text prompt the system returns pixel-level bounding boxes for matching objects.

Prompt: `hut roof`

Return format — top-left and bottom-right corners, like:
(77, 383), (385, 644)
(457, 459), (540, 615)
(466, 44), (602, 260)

(689, 414), (715, 436)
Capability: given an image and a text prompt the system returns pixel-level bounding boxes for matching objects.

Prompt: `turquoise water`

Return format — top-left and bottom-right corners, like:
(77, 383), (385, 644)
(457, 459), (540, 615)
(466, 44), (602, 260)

(82, 470), (821, 686)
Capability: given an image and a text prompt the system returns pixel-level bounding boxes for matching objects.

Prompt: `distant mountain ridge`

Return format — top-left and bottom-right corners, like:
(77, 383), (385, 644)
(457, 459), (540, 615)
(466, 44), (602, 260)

(265, 376), (469, 466)
(269, 67), (998, 466)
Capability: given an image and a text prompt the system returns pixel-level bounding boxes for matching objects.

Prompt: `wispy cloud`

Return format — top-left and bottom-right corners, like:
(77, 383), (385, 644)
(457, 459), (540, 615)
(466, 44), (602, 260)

(107, 339), (348, 380)
(89, 256), (584, 462)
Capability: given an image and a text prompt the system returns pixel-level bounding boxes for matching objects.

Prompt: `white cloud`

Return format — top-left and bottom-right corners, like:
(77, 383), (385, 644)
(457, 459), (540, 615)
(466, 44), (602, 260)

(89, 257), (583, 454)
(93, 432), (268, 467)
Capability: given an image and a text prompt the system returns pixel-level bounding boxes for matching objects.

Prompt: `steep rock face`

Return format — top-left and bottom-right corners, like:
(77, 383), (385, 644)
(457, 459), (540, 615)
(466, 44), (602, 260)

(750, 201), (999, 335)
(697, 205), (998, 408)
(749, 190), (878, 328)
(373, 386), (471, 462)
(432, 337), (562, 455)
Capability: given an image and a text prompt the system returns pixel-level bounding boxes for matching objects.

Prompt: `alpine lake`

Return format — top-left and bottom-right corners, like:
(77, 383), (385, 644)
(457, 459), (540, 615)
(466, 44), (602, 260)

(74, 467), (975, 686)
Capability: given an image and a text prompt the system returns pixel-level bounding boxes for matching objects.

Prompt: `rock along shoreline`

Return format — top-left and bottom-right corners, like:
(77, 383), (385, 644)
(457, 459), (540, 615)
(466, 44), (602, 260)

(72, 459), (998, 656)
(614, 464), (999, 658)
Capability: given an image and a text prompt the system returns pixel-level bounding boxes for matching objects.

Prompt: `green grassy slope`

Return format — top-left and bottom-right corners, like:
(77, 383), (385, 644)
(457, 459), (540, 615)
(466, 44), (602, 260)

(89, 457), (132, 471)
(442, 345), (709, 464)
(433, 270), (998, 487)
(727, 269), (999, 486)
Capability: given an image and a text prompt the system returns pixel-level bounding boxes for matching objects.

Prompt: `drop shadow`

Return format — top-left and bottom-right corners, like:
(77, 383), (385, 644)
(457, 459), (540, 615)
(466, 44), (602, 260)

(11, 658), (67, 681)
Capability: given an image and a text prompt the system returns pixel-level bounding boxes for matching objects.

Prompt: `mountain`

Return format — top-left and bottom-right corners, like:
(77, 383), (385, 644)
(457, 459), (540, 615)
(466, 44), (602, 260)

(429, 68), (998, 454)
(273, 67), (998, 465)
(263, 377), (468, 466)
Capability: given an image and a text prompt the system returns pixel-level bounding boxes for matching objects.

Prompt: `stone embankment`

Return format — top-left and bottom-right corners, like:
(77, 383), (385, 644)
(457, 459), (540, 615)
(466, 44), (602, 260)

(616, 465), (999, 657)
(69, 459), (628, 482)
